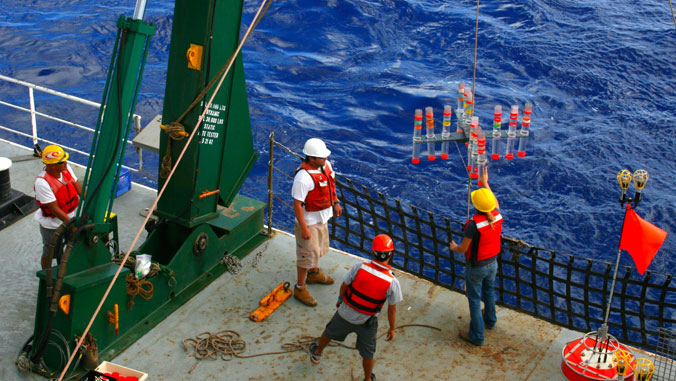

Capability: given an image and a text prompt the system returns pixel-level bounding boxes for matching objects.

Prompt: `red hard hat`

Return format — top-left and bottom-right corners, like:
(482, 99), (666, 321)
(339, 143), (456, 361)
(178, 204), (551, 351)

(372, 234), (394, 252)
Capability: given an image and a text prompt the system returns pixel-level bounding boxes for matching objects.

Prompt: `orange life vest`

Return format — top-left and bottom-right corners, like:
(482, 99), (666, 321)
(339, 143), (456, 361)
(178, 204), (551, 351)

(35, 170), (79, 218)
(295, 161), (337, 211)
(344, 260), (394, 315)
(465, 210), (503, 266)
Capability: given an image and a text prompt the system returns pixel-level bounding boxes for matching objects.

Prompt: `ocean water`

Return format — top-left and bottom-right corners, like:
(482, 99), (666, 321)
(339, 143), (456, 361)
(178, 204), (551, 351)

(0, 0), (674, 273)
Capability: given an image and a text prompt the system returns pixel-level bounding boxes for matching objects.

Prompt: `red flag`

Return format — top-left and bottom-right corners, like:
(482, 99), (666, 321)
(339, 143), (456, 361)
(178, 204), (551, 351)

(619, 205), (668, 275)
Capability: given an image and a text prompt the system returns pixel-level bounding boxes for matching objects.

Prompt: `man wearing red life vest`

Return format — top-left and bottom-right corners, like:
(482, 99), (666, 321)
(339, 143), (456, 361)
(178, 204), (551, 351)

(450, 167), (502, 346)
(292, 138), (343, 306)
(34, 145), (82, 269)
(308, 234), (403, 381)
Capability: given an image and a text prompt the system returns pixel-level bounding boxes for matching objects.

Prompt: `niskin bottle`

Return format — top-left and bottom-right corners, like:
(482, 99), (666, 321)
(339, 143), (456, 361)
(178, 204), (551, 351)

(411, 108), (423, 164)
(440, 105), (452, 159)
(425, 107), (436, 161)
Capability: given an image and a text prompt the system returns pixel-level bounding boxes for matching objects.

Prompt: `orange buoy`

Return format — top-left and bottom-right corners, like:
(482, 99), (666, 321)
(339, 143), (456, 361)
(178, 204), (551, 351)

(561, 331), (635, 381)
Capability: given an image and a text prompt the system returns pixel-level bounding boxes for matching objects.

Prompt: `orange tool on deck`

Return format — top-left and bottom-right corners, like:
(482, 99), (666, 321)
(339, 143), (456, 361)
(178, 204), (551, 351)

(250, 282), (292, 322)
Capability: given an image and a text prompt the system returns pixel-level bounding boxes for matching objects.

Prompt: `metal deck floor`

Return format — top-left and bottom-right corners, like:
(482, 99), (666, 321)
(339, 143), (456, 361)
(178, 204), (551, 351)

(0, 141), (589, 380)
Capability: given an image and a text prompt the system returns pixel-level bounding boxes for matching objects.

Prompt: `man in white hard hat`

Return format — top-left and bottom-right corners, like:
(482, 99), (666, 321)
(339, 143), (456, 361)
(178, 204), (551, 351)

(291, 138), (342, 306)
(34, 145), (82, 269)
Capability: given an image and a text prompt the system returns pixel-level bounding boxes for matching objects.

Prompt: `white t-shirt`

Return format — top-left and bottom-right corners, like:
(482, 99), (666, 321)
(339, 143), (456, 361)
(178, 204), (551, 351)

(34, 164), (78, 229)
(291, 160), (335, 226)
(338, 260), (403, 325)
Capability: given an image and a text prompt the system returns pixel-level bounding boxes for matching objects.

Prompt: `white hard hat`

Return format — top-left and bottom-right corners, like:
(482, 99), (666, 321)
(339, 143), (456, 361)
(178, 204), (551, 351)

(302, 138), (331, 158)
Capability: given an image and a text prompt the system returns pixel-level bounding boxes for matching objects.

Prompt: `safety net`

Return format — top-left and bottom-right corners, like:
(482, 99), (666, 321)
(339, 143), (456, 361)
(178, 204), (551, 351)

(267, 138), (675, 353)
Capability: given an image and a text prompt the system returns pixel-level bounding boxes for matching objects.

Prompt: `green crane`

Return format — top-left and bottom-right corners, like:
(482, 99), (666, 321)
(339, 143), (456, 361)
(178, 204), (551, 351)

(25, 1), (266, 376)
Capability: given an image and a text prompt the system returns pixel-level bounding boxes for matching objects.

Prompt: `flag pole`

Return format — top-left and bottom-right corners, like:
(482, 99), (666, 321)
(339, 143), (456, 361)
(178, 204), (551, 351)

(598, 204), (630, 343)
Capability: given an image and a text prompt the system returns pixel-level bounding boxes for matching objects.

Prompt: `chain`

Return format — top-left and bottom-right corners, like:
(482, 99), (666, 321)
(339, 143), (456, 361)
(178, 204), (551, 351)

(251, 242), (269, 268)
(221, 254), (243, 274)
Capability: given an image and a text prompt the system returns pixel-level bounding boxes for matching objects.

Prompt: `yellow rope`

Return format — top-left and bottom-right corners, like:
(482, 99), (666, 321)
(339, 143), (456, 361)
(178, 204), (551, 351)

(670, 0), (676, 31)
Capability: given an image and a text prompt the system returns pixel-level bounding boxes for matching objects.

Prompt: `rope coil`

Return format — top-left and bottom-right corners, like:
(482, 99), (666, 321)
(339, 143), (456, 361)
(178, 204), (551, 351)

(160, 122), (188, 179)
(126, 273), (154, 310)
(182, 324), (440, 374)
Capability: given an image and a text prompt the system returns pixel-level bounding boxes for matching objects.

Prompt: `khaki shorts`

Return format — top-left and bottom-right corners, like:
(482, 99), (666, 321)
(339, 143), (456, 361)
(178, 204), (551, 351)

(295, 222), (329, 269)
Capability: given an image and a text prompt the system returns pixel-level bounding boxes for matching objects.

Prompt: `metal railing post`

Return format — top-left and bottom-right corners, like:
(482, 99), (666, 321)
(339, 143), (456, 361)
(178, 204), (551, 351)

(28, 87), (38, 151)
(267, 132), (274, 236)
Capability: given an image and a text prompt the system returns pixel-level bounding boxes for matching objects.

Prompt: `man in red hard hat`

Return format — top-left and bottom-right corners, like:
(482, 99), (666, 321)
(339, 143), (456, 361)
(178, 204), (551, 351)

(292, 138), (342, 307)
(308, 234), (403, 381)
(34, 145), (82, 269)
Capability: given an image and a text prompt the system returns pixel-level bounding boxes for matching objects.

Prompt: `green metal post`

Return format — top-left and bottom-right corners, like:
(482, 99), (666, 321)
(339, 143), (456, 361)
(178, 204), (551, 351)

(79, 16), (155, 226)
(155, 0), (258, 227)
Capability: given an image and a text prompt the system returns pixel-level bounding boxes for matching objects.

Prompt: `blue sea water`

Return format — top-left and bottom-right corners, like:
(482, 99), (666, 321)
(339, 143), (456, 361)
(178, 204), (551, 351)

(0, 0), (674, 273)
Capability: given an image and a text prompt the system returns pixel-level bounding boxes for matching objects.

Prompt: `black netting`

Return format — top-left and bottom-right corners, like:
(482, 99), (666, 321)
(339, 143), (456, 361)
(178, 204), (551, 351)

(268, 139), (676, 352)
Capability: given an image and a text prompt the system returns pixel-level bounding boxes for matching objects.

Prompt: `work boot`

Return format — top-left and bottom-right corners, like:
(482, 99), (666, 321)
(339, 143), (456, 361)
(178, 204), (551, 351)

(294, 285), (317, 307)
(306, 269), (334, 285)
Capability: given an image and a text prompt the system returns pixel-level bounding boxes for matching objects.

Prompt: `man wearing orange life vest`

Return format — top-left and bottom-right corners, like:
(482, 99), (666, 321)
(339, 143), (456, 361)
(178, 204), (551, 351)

(34, 145), (82, 269)
(292, 138), (342, 306)
(309, 234), (402, 381)
(450, 167), (502, 346)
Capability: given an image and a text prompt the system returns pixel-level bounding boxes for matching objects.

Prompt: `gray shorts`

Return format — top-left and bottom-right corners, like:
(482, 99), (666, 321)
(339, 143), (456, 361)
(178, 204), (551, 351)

(39, 225), (61, 263)
(322, 310), (378, 360)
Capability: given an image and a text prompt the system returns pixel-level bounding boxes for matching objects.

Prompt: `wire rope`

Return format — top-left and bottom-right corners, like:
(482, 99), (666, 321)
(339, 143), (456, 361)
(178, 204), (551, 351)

(466, 0), (481, 221)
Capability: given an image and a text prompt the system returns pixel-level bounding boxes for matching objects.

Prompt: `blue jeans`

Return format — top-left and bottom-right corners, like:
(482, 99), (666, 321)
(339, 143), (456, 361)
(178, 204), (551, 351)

(465, 260), (497, 345)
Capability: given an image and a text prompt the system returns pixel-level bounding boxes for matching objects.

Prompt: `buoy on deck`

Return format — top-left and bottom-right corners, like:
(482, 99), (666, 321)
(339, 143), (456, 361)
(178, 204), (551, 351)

(561, 331), (635, 381)
(250, 282), (292, 322)
(0, 157), (38, 230)
(0, 157), (13, 200)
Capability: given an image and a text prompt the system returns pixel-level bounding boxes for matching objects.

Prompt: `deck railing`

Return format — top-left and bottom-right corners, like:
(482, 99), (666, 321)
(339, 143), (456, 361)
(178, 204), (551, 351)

(0, 74), (145, 175)
(267, 133), (675, 356)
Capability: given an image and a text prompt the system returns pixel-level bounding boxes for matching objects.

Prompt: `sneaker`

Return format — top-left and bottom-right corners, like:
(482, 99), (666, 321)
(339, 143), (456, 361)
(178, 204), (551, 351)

(294, 285), (317, 307)
(364, 374), (376, 381)
(306, 269), (334, 285)
(308, 342), (321, 364)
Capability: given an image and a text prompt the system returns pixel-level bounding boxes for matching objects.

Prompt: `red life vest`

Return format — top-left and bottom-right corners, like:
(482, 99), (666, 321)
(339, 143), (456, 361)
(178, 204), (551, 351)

(35, 169), (79, 218)
(344, 260), (394, 315)
(464, 210), (503, 266)
(296, 161), (337, 211)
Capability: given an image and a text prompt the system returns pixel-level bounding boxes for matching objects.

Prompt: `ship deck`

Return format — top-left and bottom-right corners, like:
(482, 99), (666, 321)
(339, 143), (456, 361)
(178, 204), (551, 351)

(0, 140), (635, 380)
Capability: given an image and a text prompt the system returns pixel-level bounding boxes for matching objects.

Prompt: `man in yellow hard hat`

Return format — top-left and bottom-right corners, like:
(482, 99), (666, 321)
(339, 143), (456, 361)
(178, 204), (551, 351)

(449, 167), (502, 346)
(34, 145), (82, 269)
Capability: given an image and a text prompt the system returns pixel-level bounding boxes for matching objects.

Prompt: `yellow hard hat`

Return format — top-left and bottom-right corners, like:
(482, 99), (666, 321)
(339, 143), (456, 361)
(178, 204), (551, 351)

(41, 145), (69, 165)
(471, 188), (496, 213)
